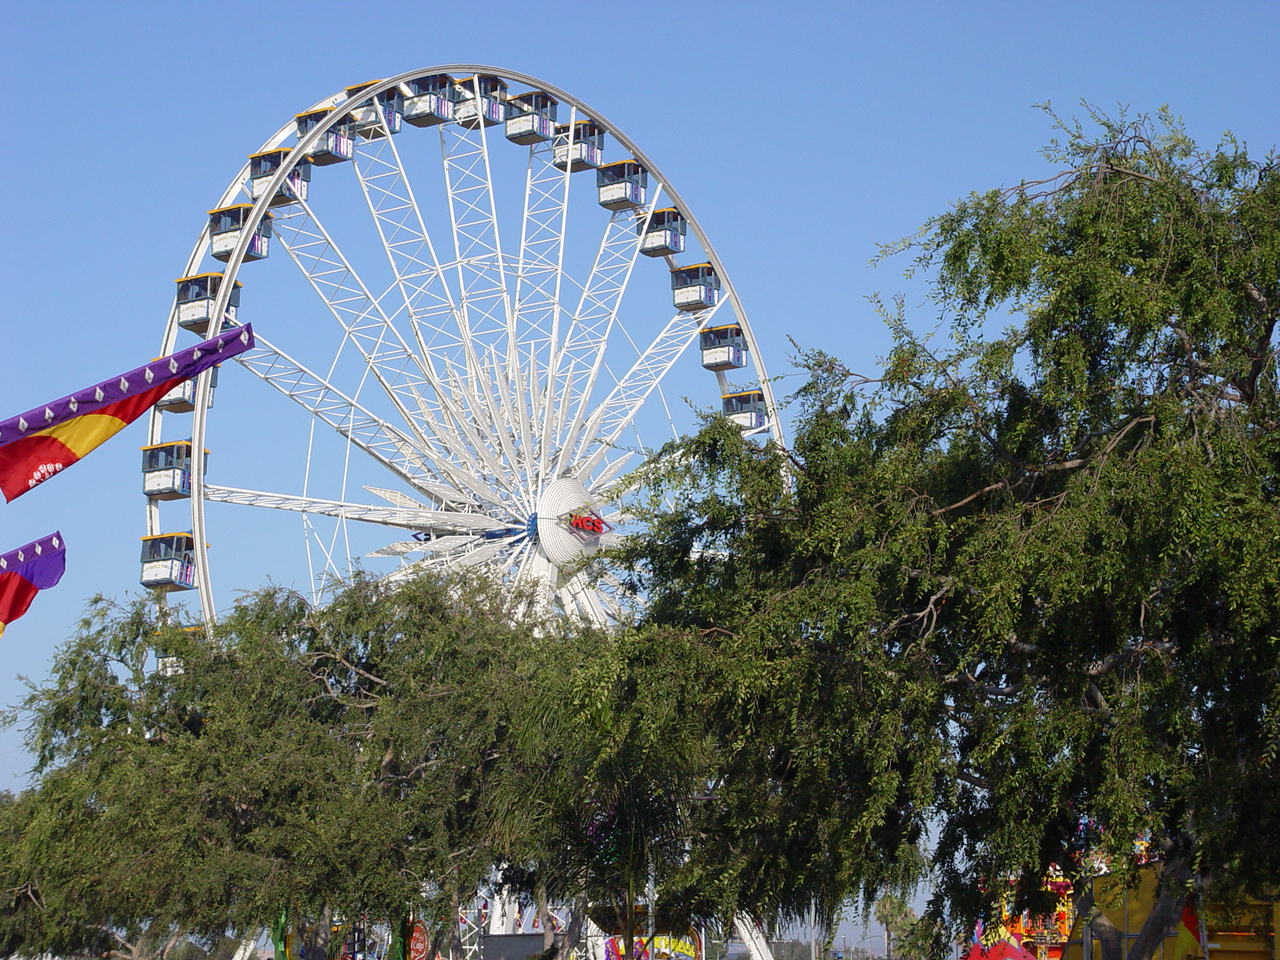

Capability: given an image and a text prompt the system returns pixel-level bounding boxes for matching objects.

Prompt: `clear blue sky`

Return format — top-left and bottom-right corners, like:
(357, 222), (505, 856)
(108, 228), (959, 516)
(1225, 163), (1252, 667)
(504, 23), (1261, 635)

(1, 0), (1275, 859)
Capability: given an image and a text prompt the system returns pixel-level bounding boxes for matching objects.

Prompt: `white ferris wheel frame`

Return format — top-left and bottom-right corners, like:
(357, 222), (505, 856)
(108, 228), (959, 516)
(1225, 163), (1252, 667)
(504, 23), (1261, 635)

(145, 64), (786, 625)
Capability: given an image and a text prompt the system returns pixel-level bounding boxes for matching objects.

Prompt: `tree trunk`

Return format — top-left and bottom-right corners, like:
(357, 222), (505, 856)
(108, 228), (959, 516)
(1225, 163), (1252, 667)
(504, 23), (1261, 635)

(623, 880), (636, 960)
(1076, 859), (1192, 960)
(553, 893), (588, 960)
(1089, 912), (1125, 960)
(387, 914), (407, 960)
(1127, 861), (1192, 960)
(538, 885), (555, 953)
(312, 908), (333, 960)
(1076, 886), (1123, 960)
(449, 900), (466, 960)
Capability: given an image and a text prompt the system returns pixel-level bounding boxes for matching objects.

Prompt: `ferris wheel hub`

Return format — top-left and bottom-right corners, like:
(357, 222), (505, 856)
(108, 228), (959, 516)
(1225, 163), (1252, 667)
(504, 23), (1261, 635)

(533, 477), (610, 571)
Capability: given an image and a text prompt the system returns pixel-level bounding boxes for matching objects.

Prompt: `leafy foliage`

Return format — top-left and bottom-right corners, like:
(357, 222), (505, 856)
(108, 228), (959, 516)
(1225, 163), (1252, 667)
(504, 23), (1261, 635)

(617, 108), (1280, 954)
(1, 575), (597, 957)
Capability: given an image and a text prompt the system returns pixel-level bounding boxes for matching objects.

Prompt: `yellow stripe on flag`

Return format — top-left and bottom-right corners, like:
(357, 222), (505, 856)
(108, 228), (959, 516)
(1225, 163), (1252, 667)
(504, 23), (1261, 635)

(31, 413), (130, 458)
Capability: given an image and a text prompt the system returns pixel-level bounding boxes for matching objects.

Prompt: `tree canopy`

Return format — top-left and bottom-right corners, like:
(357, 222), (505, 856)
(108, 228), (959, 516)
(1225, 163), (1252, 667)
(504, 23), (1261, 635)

(616, 107), (1279, 956)
(2, 575), (604, 959)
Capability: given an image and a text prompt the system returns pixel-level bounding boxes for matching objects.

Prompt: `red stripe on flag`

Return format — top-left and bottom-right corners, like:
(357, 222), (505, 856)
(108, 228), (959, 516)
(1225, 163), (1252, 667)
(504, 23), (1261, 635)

(0, 378), (176, 502)
(0, 571), (40, 636)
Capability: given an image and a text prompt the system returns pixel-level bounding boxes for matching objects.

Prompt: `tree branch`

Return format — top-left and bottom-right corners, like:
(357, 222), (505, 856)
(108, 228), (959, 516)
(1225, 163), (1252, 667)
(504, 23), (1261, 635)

(930, 480), (1009, 516)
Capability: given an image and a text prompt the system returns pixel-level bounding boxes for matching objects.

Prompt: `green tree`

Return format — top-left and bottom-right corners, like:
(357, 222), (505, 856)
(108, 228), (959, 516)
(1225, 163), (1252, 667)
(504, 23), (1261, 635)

(0, 572), (592, 959)
(1, 590), (359, 957)
(617, 108), (1280, 958)
(491, 624), (718, 960)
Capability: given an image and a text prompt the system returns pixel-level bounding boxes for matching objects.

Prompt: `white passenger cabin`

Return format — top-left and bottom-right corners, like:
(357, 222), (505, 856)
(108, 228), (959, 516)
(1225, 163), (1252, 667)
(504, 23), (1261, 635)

(175, 273), (240, 336)
(505, 91), (558, 144)
(156, 654), (185, 678)
(142, 441), (206, 501)
(209, 204), (272, 262)
(248, 149), (311, 207)
(156, 366), (218, 413)
(553, 120), (604, 171)
(140, 533), (197, 591)
(700, 324), (748, 371)
(403, 74), (457, 127)
(344, 81), (403, 138)
(454, 75), (508, 129)
(638, 207), (686, 257)
(670, 263), (720, 311)
(722, 389), (767, 430)
(596, 160), (648, 210)
(295, 108), (355, 165)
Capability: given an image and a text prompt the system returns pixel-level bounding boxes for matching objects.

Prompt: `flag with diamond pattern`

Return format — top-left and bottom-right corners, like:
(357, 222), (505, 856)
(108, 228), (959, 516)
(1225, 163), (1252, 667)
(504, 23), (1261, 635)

(0, 531), (65, 637)
(0, 325), (253, 501)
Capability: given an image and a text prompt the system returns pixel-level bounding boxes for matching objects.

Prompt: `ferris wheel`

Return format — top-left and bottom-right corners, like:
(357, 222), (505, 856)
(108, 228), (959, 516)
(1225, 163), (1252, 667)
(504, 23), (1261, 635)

(140, 65), (783, 624)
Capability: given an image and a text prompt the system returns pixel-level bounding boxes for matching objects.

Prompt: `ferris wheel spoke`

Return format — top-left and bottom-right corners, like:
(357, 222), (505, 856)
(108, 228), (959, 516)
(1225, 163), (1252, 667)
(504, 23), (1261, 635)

(478, 347), (536, 511)
(563, 298), (726, 479)
(365, 482), (474, 511)
(233, 336), (512, 512)
(367, 534), (481, 558)
(352, 106), (464, 324)
(510, 120), (577, 490)
(304, 513), (349, 596)
(543, 187), (661, 480)
(440, 113), (515, 348)
(388, 535), (521, 581)
(499, 539), (531, 575)
(513, 535), (539, 584)
(557, 573), (610, 626)
(203, 484), (524, 534)
(268, 202), (440, 432)
(349, 119), (509, 461)
(270, 201), (510, 484)
(438, 90), (521, 435)
(585, 451), (637, 500)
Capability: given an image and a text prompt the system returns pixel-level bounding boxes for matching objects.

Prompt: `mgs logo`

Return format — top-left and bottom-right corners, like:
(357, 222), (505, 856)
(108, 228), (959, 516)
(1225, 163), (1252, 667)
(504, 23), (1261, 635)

(28, 462), (65, 489)
(558, 505), (613, 541)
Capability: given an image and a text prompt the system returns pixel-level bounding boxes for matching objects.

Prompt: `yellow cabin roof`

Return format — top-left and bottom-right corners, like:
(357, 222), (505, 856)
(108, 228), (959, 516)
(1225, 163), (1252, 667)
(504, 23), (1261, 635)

(247, 148), (292, 160)
(140, 441), (210, 453)
(600, 159), (643, 170)
(722, 389), (764, 399)
(295, 106), (336, 119)
(344, 80), (379, 95)
(672, 262), (714, 272)
(207, 204), (274, 219)
(703, 324), (743, 334)
(207, 202), (254, 215)
(649, 207), (683, 218)
(141, 532), (196, 542)
(174, 272), (242, 286)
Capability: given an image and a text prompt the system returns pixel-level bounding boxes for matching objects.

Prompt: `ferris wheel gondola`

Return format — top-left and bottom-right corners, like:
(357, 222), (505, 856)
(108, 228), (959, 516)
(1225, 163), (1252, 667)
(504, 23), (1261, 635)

(143, 65), (784, 625)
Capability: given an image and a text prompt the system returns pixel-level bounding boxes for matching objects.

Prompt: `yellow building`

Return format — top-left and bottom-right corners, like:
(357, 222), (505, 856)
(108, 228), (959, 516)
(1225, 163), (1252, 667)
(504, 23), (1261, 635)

(1059, 872), (1278, 960)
